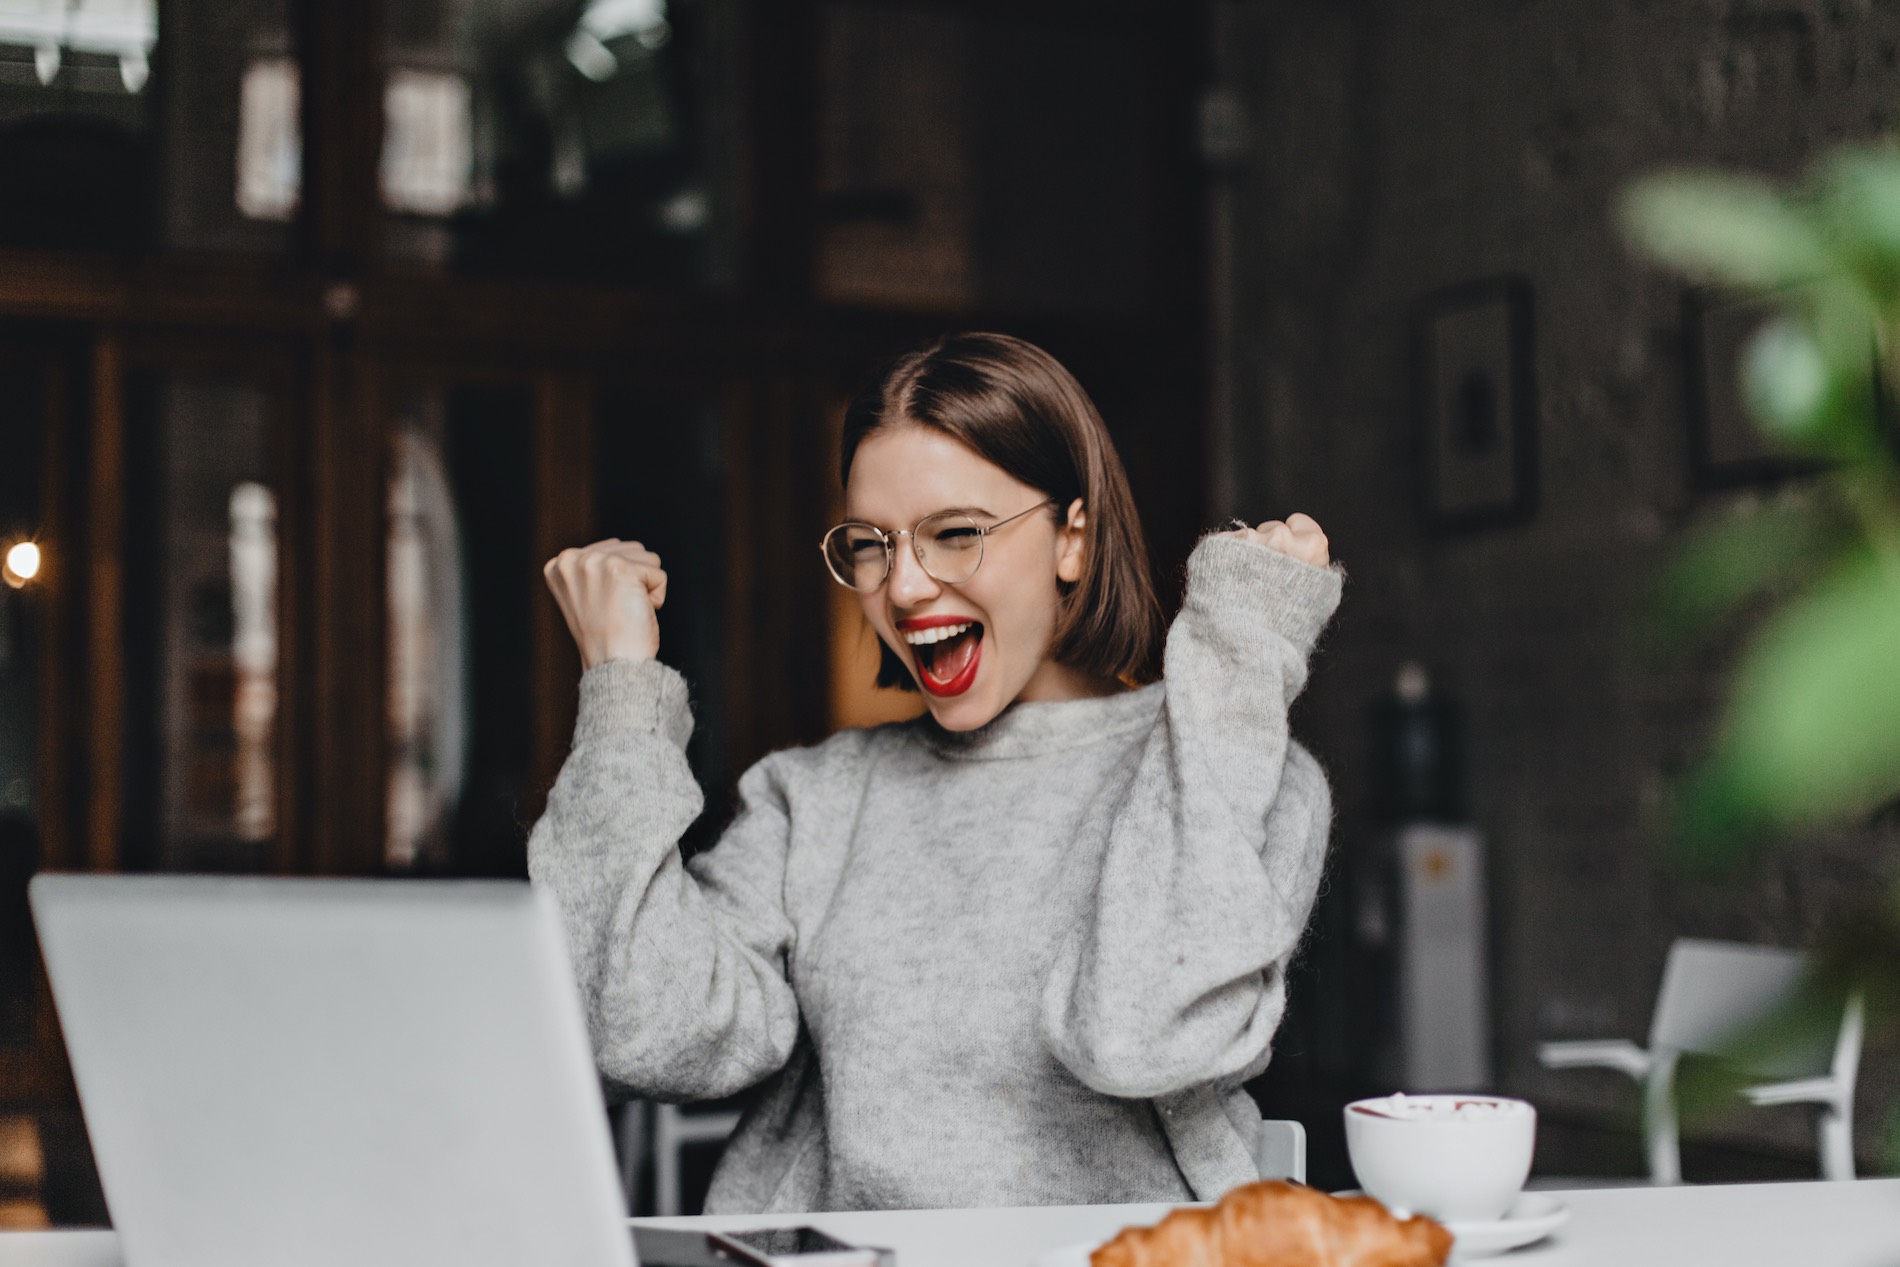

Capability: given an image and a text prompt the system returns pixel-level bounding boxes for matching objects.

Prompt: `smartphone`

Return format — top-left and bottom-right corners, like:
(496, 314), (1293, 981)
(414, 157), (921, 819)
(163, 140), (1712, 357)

(709, 1226), (892, 1267)
(630, 1226), (769, 1267)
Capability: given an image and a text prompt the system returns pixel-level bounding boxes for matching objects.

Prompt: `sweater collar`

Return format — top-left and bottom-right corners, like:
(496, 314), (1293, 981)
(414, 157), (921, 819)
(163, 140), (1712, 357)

(912, 681), (1163, 761)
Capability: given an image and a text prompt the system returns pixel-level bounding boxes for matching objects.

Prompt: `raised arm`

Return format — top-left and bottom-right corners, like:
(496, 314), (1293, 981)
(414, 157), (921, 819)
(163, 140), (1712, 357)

(530, 541), (801, 1100)
(1041, 526), (1343, 1098)
(529, 661), (803, 1099)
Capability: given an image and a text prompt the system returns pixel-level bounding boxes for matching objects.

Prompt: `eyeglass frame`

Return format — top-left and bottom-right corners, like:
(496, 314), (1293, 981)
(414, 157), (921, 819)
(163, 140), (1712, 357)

(819, 498), (1061, 592)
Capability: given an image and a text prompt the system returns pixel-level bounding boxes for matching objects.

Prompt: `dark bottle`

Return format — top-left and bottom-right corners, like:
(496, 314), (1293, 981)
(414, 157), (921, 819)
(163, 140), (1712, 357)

(1370, 662), (1467, 824)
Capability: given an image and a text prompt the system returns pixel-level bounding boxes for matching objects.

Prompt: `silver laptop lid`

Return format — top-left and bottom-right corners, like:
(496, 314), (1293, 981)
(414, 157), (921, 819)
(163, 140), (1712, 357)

(30, 874), (637, 1267)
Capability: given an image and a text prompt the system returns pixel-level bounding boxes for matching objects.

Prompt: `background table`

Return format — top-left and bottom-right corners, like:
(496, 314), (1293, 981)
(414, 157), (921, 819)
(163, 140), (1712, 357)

(2, 1178), (1897, 1266)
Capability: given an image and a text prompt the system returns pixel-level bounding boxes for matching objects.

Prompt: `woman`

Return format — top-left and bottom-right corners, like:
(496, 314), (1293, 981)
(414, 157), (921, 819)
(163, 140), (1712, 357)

(531, 332), (1341, 1214)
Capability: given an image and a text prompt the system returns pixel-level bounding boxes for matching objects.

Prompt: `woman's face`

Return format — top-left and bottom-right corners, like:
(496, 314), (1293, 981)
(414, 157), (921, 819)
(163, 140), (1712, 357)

(844, 425), (1090, 731)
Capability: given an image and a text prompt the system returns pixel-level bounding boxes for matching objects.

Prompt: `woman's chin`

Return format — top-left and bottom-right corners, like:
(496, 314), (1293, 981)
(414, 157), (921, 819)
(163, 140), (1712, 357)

(925, 698), (1002, 731)
(917, 676), (1006, 731)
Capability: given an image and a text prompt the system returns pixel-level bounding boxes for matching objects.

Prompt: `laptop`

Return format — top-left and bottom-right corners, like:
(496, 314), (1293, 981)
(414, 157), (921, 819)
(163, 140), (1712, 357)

(30, 874), (642, 1267)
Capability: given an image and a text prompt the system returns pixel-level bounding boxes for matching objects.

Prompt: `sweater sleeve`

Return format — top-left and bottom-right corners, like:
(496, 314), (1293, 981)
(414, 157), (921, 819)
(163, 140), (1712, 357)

(1040, 533), (1343, 1099)
(527, 658), (802, 1101)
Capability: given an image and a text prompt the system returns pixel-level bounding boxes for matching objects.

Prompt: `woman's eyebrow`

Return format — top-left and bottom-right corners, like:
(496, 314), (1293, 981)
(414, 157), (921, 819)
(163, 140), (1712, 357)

(843, 504), (997, 527)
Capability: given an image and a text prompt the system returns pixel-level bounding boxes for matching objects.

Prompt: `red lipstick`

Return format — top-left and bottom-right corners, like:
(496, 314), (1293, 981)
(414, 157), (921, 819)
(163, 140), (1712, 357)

(895, 614), (983, 698)
(895, 615), (976, 631)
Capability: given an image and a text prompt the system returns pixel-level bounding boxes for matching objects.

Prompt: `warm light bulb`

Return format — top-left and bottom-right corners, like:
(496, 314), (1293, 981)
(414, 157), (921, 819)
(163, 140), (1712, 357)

(3, 541), (41, 588)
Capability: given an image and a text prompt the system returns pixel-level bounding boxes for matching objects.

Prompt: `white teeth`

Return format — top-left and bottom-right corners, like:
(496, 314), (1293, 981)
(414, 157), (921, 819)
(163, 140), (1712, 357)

(902, 621), (974, 646)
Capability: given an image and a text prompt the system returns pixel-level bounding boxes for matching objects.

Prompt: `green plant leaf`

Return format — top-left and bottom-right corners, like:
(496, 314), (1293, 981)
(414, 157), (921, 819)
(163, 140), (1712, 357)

(1622, 172), (1833, 289)
(1816, 147), (1900, 288)
(1742, 317), (1883, 460)
(1685, 553), (1900, 843)
(1742, 317), (1835, 438)
(1648, 502), (1843, 646)
(1674, 970), (1856, 1126)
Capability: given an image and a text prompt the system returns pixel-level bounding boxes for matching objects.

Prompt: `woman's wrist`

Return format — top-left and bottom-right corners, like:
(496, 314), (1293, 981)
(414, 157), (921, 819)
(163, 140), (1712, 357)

(577, 658), (694, 750)
(1187, 534), (1344, 655)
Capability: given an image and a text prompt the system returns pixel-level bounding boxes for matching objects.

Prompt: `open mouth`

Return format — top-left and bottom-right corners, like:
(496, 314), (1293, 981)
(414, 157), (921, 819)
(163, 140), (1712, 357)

(906, 621), (984, 698)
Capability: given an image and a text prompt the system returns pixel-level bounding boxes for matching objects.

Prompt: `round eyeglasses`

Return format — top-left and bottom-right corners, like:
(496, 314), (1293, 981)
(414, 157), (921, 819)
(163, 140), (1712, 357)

(820, 499), (1058, 592)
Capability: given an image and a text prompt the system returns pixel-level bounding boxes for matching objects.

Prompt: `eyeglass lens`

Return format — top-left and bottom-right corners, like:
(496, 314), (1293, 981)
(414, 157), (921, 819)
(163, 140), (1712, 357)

(824, 512), (985, 591)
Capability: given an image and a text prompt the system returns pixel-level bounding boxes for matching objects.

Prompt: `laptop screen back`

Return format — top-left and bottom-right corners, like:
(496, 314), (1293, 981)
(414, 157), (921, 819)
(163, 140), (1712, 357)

(30, 874), (637, 1267)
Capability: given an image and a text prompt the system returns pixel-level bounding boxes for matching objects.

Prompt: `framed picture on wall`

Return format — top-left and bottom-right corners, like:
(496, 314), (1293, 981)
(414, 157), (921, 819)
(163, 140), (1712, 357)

(1411, 275), (1538, 529)
(1682, 288), (1824, 488)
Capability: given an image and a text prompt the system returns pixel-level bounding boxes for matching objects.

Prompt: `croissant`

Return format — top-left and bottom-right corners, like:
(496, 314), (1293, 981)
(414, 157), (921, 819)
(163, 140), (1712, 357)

(1091, 1180), (1452, 1267)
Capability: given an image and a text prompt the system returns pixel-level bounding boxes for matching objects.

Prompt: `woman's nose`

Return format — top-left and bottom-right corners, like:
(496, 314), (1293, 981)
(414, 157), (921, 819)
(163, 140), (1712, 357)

(886, 537), (941, 605)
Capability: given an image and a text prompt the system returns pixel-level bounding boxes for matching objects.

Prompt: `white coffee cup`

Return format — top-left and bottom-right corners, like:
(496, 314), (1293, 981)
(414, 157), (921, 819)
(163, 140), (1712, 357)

(1343, 1094), (1536, 1223)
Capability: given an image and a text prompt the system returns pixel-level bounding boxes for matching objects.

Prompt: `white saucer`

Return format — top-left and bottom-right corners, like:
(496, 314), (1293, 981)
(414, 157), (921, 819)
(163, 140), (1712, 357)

(1443, 1194), (1570, 1258)
(1329, 1191), (1568, 1259)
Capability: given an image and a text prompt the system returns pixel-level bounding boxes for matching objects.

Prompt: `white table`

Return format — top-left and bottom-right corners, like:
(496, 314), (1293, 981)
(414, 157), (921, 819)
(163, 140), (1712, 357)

(3, 1179), (1898, 1266)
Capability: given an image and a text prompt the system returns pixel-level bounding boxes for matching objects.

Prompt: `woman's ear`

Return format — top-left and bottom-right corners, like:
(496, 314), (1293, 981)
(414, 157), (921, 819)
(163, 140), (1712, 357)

(1056, 498), (1087, 583)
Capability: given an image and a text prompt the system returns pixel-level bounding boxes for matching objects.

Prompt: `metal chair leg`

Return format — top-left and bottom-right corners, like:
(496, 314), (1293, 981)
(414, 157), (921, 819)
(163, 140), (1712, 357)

(1819, 1105), (1856, 1182)
(1644, 1052), (1682, 1185)
(616, 1100), (649, 1214)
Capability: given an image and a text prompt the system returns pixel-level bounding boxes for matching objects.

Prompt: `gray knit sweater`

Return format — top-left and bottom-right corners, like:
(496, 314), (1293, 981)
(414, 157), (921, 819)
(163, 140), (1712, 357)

(528, 534), (1343, 1213)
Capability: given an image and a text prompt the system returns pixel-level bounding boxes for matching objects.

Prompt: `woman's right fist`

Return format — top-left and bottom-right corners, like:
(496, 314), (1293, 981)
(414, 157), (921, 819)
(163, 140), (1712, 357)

(543, 539), (668, 669)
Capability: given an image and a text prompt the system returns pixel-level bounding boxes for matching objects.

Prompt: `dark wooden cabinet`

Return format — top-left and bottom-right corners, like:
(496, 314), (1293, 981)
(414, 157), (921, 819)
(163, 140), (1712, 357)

(0, 0), (1209, 1225)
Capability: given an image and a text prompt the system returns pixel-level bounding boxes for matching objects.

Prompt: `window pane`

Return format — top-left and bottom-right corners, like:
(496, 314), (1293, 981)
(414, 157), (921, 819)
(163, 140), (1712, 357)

(377, 0), (736, 287)
(0, 0), (158, 250)
(167, 0), (296, 251)
(386, 384), (531, 874)
(0, 0), (299, 253)
(124, 373), (281, 870)
(817, 3), (1153, 316)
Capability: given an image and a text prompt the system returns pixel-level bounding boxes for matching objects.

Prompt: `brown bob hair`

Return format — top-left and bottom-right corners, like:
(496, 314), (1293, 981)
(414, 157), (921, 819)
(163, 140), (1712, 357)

(840, 331), (1164, 690)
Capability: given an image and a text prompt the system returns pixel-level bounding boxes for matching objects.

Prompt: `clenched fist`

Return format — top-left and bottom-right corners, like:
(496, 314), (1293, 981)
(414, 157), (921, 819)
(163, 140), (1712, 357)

(1225, 512), (1330, 568)
(543, 539), (668, 669)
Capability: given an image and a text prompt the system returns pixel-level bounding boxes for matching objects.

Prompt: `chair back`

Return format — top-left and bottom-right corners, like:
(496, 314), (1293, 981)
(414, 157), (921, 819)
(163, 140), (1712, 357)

(1648, 939), (1817, 1074)
(1254, 1118), (1307, 1185)
(1833, 991), (1867, 1085)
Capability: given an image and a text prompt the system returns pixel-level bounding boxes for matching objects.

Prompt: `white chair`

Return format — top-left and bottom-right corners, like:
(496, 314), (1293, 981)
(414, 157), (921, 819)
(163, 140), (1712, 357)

(1538, 938), (1863, 1183)
(653, 1101), (743, 1216)
(614, 1098), (743, 1216)
(1255, 1117), (1307, 1185)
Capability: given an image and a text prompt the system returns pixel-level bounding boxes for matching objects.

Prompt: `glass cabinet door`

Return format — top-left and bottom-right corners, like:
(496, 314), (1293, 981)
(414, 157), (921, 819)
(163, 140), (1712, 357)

(122, 366), (289, 872)
(372, 0), (739, 287)
(380, 375), (744, 874)
(385, 380), (532, 873)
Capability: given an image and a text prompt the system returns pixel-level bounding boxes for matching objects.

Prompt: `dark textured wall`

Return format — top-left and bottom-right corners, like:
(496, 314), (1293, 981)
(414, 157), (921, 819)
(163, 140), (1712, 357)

(1220, 0), (1900, 1169)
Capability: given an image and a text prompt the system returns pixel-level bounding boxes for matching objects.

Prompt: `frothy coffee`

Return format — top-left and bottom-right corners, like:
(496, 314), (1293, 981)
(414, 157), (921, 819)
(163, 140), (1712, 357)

(1348, 1093), (1528, 1123)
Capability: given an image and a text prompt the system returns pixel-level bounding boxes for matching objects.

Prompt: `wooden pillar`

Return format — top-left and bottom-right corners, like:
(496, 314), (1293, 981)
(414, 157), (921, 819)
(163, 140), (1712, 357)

(529, 373), (596, 810)
(297, 0), (388, 874)
(83, 332), (124, 874)
(306, 339), (388, 875)
(267, 363), (305, 877)
(34, 346), (75, 875)
(299, 0), (384, 279)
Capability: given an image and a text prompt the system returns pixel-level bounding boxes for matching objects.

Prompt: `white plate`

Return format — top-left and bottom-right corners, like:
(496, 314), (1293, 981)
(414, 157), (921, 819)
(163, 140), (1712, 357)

(1443, 1193), (1569, 1258)
(1034, 1194), (1567, 1265)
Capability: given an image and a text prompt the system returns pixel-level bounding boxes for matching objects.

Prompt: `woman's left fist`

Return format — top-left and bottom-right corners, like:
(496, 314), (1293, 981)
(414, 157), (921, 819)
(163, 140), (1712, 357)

(1227, 512), (1329, 567)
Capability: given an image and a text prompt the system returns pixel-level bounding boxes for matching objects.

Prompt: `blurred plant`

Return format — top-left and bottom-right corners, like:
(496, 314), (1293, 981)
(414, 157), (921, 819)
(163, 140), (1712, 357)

(1623, 145), (1900, 1168)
